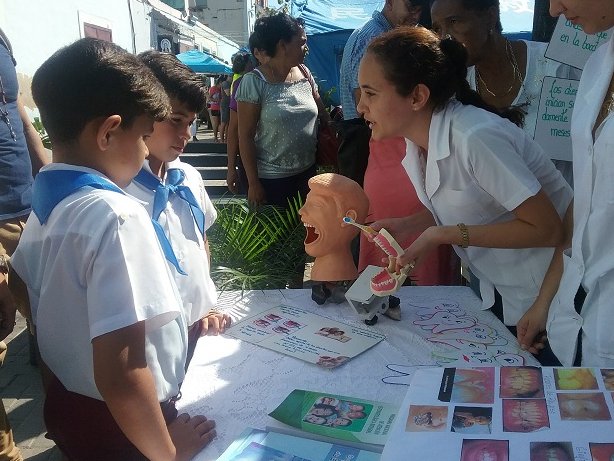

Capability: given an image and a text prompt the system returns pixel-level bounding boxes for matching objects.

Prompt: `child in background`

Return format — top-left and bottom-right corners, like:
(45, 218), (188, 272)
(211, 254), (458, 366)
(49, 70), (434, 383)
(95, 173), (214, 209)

(10, 38), (215, 460)
(127, 51), (230, 371)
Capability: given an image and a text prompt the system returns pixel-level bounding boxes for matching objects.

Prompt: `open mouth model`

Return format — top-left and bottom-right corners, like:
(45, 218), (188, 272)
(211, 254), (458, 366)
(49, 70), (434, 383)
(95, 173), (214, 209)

(303, 222), (320, 245)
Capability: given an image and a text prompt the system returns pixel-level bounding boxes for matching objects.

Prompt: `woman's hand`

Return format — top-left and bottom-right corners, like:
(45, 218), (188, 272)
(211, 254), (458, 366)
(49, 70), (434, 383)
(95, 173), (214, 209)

(226, 168), (239, 194)
(247, 180), (267, 207)
(516, 301), (549, 355)
(370, 216), (413, 244)
(395, 227), (440, 272)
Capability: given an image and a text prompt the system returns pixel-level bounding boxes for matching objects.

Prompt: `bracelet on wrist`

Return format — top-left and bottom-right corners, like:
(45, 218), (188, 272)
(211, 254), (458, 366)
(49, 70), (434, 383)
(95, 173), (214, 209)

(457, 223), (469, 249)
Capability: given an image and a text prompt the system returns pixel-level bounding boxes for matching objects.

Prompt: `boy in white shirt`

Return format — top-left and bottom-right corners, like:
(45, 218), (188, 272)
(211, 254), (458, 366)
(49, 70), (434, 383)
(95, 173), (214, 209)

(10, 38), (216, 460)
(125, 51), (230, 370)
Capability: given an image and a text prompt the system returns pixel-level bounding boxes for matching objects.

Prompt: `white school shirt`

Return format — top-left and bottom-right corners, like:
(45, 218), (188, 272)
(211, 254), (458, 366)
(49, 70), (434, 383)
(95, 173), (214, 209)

(547, 34), (614, 367)
(402, 101), (572, 325)
(11, 163), (187, 401)
(125, 159), (218, 326)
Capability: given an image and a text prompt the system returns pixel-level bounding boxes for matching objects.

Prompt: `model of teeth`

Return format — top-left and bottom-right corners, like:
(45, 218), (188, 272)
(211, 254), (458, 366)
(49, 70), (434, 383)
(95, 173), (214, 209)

(342, 217), (412, 295)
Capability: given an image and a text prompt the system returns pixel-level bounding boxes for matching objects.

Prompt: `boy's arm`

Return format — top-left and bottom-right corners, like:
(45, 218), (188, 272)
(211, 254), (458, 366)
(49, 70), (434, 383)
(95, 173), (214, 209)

(93, 321), (214, 461)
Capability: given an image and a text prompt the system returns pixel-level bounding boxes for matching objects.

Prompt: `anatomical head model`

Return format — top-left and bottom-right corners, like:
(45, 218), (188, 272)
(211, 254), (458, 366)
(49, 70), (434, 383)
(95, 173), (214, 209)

(299, 173), (369, 282)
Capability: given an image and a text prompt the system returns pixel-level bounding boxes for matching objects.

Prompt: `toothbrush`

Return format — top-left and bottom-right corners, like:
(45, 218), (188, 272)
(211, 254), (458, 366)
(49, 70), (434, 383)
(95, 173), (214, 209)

(342, 217), (405, 258)
(342, 216), (377, 235)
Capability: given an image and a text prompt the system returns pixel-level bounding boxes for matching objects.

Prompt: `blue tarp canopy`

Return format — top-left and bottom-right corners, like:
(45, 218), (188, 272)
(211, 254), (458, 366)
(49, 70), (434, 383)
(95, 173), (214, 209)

(291, 0), (536, 106)
(176, 49), (232, 74)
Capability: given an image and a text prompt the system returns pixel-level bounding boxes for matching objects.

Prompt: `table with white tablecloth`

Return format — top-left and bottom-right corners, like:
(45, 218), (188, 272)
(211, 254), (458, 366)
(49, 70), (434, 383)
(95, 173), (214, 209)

(178, 286), (539, 460)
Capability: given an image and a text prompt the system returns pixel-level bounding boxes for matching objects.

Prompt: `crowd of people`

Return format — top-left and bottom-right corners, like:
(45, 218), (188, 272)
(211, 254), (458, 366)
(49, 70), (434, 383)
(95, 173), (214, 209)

(0, 0), (613, 458)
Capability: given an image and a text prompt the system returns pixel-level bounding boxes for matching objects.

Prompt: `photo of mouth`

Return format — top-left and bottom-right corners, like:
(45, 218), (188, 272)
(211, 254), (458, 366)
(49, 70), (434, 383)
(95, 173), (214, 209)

(460, 439), (508, 461)
(502, 399), (550, 433)
(554, 368), (599, 390)
(589, 442), (614, 461)
(500, 366), (544, 399)
(530, 442), (574, 461)
(557, 393), (612, 421)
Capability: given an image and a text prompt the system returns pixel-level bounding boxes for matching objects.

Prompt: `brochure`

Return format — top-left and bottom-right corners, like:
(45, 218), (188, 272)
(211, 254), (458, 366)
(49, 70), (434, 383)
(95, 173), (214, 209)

(381, 366), (614, 460)
(224, 304), (385, 368)
(269, 389), (398, 446)
(216, 427), (381, 461)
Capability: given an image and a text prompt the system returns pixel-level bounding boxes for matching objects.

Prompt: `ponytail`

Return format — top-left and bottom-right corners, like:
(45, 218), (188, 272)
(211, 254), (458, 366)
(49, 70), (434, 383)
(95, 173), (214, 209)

(367, 27), (524, 127)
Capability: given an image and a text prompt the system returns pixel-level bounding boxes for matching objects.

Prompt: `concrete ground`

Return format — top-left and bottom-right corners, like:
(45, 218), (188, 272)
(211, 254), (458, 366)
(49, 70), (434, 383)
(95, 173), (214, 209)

(2, 313), (61, 460)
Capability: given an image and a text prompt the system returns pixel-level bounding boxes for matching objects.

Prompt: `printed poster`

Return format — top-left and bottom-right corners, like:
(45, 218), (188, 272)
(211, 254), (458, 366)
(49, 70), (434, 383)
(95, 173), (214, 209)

(216, 427), (381, 461)
(269, 389), (398, 446)
(225, 305), (385, 368)
(381, 366), (614, 461)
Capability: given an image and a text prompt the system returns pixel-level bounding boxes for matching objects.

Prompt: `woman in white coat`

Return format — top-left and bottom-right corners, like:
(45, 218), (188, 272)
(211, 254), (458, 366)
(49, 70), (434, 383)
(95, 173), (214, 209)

(357, 26), (573, 363)
(536, 0), (614, 367)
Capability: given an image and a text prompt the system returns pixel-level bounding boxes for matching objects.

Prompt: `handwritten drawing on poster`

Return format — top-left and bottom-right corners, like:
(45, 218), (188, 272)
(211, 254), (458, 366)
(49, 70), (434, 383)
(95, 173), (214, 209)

(534, 77), (578, 162)
(545, 15), (610, 70)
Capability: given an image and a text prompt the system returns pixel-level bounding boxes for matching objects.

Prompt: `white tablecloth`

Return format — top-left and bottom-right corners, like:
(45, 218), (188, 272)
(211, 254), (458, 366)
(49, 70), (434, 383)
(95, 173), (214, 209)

(178, 286), (538, 460)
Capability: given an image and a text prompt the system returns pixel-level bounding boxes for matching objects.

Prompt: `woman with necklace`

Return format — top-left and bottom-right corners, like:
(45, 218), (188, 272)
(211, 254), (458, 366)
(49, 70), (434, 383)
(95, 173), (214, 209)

(358, 27), (572, 364)
(430, 0), (578, 184)
(236, 12), (329, 207)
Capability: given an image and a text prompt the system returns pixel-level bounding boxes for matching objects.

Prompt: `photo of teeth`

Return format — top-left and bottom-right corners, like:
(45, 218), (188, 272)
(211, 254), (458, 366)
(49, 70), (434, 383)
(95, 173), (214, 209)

(502, 399), (550, 433)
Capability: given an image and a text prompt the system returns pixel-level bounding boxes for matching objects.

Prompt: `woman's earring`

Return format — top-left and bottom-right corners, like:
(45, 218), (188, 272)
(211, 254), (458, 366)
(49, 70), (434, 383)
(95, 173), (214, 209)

(444, 34), (452, 40)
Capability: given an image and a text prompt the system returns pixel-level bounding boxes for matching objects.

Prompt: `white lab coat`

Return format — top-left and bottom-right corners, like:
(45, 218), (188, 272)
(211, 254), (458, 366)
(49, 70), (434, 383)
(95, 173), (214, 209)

(402, 100), (572, 326)
(547, 34), (614, 367)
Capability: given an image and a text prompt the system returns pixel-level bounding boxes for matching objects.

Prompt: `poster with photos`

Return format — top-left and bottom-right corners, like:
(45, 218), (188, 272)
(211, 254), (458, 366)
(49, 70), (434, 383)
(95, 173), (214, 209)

(225, 304), (385, 368)
(381, 366), (614, 461)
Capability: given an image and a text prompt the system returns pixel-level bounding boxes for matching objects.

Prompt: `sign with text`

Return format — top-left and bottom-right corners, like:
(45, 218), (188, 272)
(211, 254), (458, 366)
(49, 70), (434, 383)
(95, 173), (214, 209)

(534, 77), (578, 162)
(545, 16), (610, 70)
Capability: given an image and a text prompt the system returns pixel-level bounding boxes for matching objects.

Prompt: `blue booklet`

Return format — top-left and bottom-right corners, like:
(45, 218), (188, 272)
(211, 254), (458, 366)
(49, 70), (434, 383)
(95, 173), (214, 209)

(216, 427), (381, 461)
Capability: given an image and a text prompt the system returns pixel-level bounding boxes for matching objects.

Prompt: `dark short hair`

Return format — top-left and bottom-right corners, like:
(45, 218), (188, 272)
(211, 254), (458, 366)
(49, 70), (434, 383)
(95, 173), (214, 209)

(248, 12), (304, 58)
(138, 50), (207, 113)
(32, 38), (170, 146)
(232, 52), (253, 74)
(430, 0), (502, 32)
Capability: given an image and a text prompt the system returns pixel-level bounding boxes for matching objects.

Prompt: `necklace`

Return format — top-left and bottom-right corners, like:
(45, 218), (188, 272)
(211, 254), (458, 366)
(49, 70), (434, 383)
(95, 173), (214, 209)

(475, 40), (523, 99)
(263, 63), (289, 83)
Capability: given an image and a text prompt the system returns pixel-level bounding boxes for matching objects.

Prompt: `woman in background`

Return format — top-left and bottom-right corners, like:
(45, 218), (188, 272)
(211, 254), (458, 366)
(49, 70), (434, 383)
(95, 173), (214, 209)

(430, 0), (578, 184)
(236, 12), (329, 207)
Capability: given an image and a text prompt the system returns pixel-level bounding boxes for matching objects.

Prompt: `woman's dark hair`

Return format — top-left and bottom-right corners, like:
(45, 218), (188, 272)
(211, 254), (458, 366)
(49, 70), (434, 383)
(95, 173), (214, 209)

(248, 12), (304, 57)
(232, 52), (251, 73)
(430, 0), (502, 32)
(367, 26), (524, 126)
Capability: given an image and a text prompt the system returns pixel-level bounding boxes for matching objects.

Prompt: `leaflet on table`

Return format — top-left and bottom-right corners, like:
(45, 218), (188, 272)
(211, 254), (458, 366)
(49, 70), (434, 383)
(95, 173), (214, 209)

(216, 427), (381, 461)
(269, 389), (397, 447)
(381, 366), (614, 461)
(224, 304), (385, 368)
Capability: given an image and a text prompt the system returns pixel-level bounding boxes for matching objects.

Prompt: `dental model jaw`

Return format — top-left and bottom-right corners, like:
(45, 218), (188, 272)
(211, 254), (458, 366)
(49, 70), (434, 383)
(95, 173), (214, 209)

(341, 217), (413, 295)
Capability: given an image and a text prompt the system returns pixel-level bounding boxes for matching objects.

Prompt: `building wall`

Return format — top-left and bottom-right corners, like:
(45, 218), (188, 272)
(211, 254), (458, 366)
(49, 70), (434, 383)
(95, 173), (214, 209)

(0, 0), (152, 110)
(0, 0), (239, 113)
(199, 0), (252, 46)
